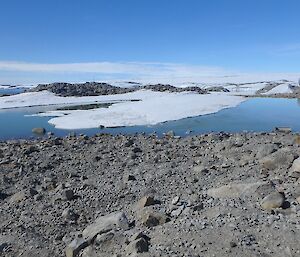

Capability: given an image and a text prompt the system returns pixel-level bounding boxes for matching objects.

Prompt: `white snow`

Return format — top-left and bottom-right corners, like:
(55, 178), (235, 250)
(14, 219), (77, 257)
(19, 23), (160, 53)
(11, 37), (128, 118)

(0, 90), (160, 109)
(263, 84), (293, 95)
(36, 92), (244, 129)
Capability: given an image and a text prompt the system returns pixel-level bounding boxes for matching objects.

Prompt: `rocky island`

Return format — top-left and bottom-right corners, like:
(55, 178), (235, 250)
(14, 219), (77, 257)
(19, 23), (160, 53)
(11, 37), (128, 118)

(27, 82), (208, 97)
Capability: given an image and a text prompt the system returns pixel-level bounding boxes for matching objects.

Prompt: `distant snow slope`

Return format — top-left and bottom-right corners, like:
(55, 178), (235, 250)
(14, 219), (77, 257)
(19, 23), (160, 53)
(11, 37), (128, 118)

(263, 83), (293, 95)
(0, 90), (155, 109)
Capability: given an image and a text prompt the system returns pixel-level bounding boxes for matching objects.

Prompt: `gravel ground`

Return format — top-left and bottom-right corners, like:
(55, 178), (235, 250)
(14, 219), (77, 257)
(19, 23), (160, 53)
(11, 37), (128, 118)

(1, 132), (300, 257)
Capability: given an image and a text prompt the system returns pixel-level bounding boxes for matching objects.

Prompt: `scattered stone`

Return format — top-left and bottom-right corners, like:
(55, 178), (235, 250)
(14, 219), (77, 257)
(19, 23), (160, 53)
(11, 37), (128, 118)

(9, 190), (26, 203)
(125, 238), (149, 255)
(230, 241), (237, 248)
(132, 147), (142, 153)
(123, 174), (136, 182)
(0, 191), (9, 200)
(95, 232), (114, 245)
(295, 135), (300, 145)
(1, 132), (300, 257)
(165, 130), (175, 138)
(138, 208), (170, 227)
(62, 208), (78, 221)
(241, 235), (256, 246)
(62, 189), (75, 201)
(192, 203), (204, 211)
(136, 196), (156, 209)
(129, 232), (150, 242)
(171, 196), (180, 205)
(65, 236), (89, 257)
(29, 187), (38, 197)
(32, 127), (46, 135)
(274, 127), (292, 133)
(171, 206), (185, 217)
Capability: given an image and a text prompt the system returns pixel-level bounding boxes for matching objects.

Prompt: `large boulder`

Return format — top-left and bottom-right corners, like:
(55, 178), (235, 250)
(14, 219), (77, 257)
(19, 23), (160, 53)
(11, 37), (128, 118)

(255, 144), (278, 159)
(82, 212), (129, 242)
(66, 212), (129, 257)
(260, 192), (284, 211)
(259, 148), (296, 170)
(136, 207), (170, 228)
(32, 127), (46, 135)
(207, 182), (268, 199)
(136, 196), (156, 209)
(290, 157), (300, 178)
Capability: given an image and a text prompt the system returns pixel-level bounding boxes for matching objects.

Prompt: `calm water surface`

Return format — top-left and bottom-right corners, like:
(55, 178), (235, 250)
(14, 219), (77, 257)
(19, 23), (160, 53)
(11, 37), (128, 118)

(0, 98), (300, 141)
(0, 87), (26, 95)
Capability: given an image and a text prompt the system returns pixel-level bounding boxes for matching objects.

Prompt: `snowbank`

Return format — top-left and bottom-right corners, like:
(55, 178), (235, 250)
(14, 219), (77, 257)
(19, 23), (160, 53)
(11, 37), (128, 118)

(0, 90), (164, 109)
(263, 84), (293, 95)
(39, 92), (244, 129)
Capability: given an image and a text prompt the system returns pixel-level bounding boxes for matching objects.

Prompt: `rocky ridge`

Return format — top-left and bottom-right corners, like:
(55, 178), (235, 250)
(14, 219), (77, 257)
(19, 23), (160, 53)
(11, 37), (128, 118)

(27, 82), (212, 96)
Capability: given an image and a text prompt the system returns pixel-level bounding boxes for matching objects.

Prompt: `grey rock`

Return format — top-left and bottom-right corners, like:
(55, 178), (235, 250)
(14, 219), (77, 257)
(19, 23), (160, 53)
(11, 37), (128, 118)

(137, 208), (170, 228)
(65, 237), (89, 257)
(125, 238), (149, 255)
(136, 196), (156, 209)
(62, 189), (75, 201)
(82, 212), (129, 241)
(260, 192), (284, 210)
(32, 127), (46, 135)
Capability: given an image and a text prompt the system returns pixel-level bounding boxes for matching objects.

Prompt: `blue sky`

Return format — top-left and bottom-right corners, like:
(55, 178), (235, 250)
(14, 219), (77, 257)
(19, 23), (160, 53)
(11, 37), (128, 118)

(0, 0), (299, 84)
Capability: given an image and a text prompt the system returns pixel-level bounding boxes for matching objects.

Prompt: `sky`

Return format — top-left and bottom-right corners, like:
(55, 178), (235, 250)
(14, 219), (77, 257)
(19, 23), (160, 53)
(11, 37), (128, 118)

(0, 0), (300, 84)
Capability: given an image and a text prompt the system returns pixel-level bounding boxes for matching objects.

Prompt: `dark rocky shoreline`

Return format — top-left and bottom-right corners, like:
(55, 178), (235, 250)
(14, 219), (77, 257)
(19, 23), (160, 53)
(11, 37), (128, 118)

(1, 132), (300, 256)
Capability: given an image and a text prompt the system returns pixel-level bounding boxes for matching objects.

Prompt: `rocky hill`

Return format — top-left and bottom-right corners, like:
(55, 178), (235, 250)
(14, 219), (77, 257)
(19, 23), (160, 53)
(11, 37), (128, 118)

(28, 82), (136, 96)
(28, 82), (210, 97)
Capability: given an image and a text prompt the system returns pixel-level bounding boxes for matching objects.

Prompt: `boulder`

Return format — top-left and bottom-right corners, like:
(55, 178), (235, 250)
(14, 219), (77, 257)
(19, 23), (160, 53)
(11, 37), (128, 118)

(295, 135), (300, 145)
(137, 208), (169, 228)
(165, 130), (175, 138)
(32, 127), (46, 135)
(62, 208), (78, 221)
(125, 238), (149, 255)
(136, 196), (156, 209)
(62, 189), (75, 201)
(9, 191), (26, 203)
(259, 148), (295, 170)
(129, 232), (150, 242)
(274, 127), (292, 133)
(255, 144), (278, 159)
(260, 192), (284, 211)
(82, 212), (129, 242)
(207, 182), (267, 198)
(65, 237), (89, 257)
(290, 157), (300, 175)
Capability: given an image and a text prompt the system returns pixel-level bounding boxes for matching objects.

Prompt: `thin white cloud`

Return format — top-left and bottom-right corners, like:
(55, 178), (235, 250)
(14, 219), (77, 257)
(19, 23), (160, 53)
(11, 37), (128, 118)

(269, 43), (300, 56)
(0, 60), (229, 77)
(0, 60), (298, 85)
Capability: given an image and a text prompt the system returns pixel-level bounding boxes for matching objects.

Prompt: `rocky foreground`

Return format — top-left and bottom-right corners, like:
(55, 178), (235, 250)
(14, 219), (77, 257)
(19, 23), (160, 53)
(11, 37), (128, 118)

(1, 132), (300, 256)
